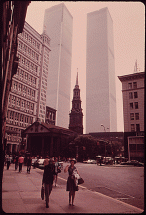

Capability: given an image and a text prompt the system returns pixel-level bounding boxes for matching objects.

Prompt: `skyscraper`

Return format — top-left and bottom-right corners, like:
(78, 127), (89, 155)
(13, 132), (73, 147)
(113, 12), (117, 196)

(43, 3), (73, 128)
(86, 7), (117, 133)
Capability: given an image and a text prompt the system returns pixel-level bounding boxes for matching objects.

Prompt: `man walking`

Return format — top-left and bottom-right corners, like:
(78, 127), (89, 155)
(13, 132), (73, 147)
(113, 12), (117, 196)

(42, 158), (54, 208)
(27, 156), (32, 173)
(18, 155), (24, 173)
(7, 155), (11, 170)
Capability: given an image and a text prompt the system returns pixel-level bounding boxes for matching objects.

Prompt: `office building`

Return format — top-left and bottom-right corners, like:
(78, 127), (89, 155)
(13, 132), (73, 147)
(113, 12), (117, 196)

(86, 7), (117, 133)
(5, 21), (51, 154)
(118, 71), (145, 133)
(43, 3), (73, 128)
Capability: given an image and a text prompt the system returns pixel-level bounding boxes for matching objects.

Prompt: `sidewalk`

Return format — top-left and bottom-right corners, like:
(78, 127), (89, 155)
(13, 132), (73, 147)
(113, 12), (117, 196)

(2, 164), (143, 213)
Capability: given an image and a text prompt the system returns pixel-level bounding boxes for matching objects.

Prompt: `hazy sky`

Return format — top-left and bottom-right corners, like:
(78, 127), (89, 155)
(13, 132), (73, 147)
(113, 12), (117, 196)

(25, 1), (145, 133)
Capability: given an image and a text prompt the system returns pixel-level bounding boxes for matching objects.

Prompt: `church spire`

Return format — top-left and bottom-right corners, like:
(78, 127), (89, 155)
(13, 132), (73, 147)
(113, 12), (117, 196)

(76, 69), (78, 86)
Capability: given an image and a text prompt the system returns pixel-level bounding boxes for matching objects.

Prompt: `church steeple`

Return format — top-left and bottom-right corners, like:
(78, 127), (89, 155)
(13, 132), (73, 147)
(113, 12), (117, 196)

(69, 71), (83, 134)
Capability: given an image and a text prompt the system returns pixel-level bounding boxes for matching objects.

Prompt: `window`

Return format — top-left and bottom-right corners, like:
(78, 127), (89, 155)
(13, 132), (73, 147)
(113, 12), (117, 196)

(130, 113), (134, 120)
(134, 92), (138, 98)
(128, 83), (132, 89)
(135, 113), (139, 120)
(131, 124), (135, 132)
(135, 102), (138, 109)
(133, 82), (137, 89)
(130, 103), (133, 109)
(136, 124), (140, 132)
(129, 92), (133, 99)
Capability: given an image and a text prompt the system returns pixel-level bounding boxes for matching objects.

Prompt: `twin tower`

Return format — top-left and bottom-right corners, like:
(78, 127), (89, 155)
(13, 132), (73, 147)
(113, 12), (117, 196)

(44, 3), (117, 133)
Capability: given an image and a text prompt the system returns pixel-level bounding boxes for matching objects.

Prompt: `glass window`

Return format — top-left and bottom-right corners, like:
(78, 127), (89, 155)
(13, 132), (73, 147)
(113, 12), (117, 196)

(133, 82), (137, 89)
(131, 124), (135, 132)
(134, 92), (138, 98)
(130, 113), (134, 120)
(129, 92), (133, 99)
(136, 124), (140, 132)
(130, 103), (133, 109)
(130, 144), (136, 151)
(135, 113), (139, 120)
(135, 102), (138, 109)
(128, 83), (132, 89)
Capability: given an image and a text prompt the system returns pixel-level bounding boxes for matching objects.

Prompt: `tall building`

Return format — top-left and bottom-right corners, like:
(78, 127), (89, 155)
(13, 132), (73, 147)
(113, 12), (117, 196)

(86, 7), (117, 133)
(69, 72), (83, 134)
(5, 21), (51, 154)
(43, 3), (73, 128)
(118, 71), (145, 133)
(1, 1), (30, 155)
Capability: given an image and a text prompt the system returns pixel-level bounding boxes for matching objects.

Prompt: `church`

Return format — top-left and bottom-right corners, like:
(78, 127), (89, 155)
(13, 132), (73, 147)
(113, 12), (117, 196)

(69, 72), (83, 134)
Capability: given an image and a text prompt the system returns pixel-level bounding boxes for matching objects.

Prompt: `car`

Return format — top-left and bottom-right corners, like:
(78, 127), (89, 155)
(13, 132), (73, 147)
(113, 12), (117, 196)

(31, 158), (37, 167)
(83, 159), (97, 164)
(120, 160), (144, 167)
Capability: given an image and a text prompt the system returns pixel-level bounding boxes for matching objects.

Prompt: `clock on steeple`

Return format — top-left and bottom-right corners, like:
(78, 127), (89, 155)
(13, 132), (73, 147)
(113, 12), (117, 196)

(69, 71), (83, 134)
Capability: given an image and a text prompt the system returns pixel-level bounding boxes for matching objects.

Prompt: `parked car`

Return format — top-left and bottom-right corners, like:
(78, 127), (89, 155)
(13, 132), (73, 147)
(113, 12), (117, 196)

(83, 159), (97, 164)
(120, 160), (144, 166)
(31, 158), (37, 167)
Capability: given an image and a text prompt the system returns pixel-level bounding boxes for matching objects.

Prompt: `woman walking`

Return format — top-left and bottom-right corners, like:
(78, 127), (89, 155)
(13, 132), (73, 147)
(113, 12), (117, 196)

(64, 158), (79, 206)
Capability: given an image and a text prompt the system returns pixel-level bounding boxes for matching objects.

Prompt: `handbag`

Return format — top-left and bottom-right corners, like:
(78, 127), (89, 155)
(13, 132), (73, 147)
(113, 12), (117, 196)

(78, 177), (84, 185)
(41, 185), (44, 200)
(57, 168), (61, 173)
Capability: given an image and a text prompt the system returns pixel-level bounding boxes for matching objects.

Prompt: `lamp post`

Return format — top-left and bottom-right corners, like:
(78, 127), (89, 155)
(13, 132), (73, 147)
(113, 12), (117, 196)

(101, 124), (109, 164)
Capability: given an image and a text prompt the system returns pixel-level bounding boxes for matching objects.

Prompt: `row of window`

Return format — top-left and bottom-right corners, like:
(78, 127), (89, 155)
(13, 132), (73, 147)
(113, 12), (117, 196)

(9, 95), (34, 110)
(128, 82), (137, 89)
(130, 113), (139, 120)
(129, 92), (138, 99)
(12, 81), (35, 97)
(8, 111), (33, 123)
(18, 54), (38, 74)
(131, 124), (140, 132)
(21, 31), (40, 50)
(18, 41), (39, 62)
(16, 69), (36, 84)
(46, 112), (55, 120)
(41, 35), (50, 46)
(130, 102), (138, 109)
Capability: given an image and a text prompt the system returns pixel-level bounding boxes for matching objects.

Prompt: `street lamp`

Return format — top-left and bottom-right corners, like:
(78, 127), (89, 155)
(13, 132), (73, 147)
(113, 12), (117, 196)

(101, 125), (109, 164)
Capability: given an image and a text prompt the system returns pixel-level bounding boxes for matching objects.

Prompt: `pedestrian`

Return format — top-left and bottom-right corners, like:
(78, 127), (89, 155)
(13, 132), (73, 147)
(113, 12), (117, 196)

(53, 157), (61, 187)
(42, 158), (55, 208)
(44, 155), (50, 167)
(15, 155), (18, 170)
(7, 155), (11, 170)
(64, 158), (79, 206)
(18, 155), (24, 172)
(27, 156), (32, 173)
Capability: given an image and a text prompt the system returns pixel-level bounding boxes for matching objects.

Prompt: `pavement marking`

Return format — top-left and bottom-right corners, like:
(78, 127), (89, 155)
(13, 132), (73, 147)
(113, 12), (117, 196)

(58, 176), (143, 213)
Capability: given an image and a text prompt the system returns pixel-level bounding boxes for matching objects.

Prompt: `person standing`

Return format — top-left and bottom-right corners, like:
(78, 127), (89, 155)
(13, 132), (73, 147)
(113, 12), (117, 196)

(18, 155), (24, 172)
(15, 155), (18, 170)
(42, 158), (54, 208)
(53, 157), (61, 187)
(44, 155), (50, 167)
(27, 156), (32, 173)
(64, 158), (79, 206)
(7, 155), (11, 170)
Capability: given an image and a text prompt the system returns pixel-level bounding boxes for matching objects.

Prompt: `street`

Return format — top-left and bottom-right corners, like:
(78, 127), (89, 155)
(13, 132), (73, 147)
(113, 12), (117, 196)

(38, 162), (144, 210)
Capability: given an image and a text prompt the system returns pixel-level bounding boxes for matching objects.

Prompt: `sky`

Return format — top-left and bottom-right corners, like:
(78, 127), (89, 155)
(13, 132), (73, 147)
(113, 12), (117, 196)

(25, 1), (145, 133)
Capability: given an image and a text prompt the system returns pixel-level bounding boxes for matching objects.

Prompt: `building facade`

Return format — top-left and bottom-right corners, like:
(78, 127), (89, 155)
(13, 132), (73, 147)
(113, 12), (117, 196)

(118, 71), (145, 133)
(86, 7), (117, 133)
(43, 3), (73, 128)
(45, 106), (56, 125)
(1, 1), (30, 155)
(69, 73), (83, 134)
(5, 21), (51, 154)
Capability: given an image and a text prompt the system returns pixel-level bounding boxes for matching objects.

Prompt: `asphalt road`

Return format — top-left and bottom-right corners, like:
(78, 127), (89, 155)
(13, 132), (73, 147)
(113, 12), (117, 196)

(37, 162), (144, 210)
